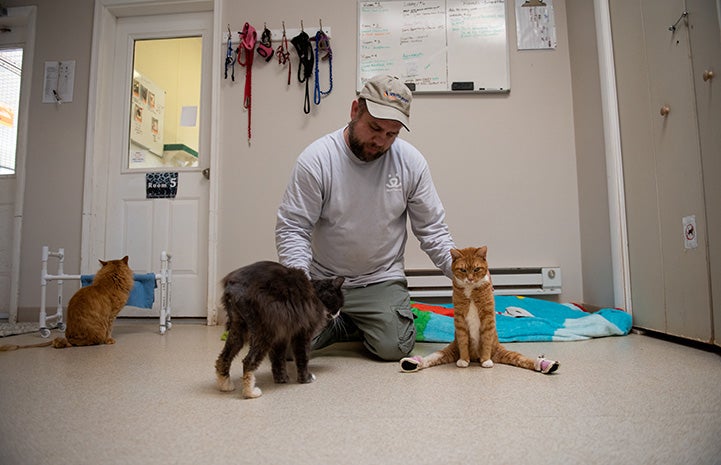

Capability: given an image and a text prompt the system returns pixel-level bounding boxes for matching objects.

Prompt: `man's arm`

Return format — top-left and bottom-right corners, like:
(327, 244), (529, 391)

(407, 165), (455, 279)
(275, 160), (323, 275)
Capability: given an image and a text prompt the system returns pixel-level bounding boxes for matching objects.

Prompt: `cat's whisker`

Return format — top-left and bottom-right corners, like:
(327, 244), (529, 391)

(331, 313), (347, 335)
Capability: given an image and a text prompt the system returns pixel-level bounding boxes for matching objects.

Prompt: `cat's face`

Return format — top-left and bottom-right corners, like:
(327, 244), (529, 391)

(451, 247), (489, 287)
(312, 276), (345, 319)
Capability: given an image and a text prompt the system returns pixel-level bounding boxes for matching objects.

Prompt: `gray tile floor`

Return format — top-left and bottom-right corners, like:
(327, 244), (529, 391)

(1, 320), (720, 465)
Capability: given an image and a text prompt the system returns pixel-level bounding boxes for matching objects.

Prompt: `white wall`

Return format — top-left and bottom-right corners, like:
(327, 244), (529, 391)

(217, 0), (584, 301)
(8, 0), (616, 321)
(5, 0), (93, 320)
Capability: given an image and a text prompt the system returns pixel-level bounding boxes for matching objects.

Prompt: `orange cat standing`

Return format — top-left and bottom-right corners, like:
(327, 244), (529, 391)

(0, 257), (134, 351)
(400, 246), (560, 374)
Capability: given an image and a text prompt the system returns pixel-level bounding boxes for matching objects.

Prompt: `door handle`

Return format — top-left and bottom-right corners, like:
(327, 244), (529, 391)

(202, 168), (210, 179)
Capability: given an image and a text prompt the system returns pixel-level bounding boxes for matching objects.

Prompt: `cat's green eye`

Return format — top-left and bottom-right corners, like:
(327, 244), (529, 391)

(460, 268), (467, 273)
(474, 267), (481, 273)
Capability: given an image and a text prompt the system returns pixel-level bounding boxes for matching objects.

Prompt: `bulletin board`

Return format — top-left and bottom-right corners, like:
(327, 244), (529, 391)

(357, 0), (510, 93)
(130, 71), (165, 156)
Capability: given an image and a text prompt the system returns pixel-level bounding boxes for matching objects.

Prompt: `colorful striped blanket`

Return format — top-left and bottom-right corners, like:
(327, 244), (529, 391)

(412, 295), (632, 343)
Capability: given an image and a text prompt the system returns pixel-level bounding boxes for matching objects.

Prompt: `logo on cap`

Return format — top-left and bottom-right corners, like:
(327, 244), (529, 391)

(384, 91), (409, 104)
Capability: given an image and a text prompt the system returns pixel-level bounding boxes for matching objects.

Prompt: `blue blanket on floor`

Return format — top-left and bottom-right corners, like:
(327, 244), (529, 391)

(412, 295), (632, 343)
(80, 273), (157, 309)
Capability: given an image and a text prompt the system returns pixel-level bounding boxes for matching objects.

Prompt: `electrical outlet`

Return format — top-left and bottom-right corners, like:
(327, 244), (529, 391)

(683, 215), (698, 249)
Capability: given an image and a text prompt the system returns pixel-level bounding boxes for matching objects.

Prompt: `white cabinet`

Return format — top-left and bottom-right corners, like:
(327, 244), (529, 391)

(611, 0), (721, 345)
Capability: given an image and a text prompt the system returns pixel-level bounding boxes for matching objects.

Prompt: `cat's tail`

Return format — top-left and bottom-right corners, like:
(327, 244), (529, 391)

(399, 341), (459, 373)
(51, 337), (73, 349)
(0, 341), (53, 351)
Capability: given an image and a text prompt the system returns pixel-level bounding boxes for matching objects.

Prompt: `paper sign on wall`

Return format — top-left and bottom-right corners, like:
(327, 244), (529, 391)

(515, 0), (557, 50)
(42, 61), (75, 103)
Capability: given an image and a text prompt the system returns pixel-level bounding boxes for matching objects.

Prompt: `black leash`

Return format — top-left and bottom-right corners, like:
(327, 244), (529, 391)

(291, 30), (314, 114)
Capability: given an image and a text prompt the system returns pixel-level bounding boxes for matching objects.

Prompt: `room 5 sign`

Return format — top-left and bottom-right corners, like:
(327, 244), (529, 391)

(146, 172), (178, 198)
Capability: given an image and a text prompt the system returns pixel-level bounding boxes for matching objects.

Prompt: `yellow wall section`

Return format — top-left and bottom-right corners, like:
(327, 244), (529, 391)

(134, 37), (202, 152)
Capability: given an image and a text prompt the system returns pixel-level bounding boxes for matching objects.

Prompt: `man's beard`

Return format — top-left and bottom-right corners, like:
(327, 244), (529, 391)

(347, 120), (385, 162)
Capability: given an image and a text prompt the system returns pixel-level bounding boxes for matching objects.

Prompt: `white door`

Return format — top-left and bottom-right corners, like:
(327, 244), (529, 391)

(105, 12), (211, 317)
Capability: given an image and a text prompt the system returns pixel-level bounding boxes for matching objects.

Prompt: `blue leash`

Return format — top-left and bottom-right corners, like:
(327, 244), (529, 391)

(313, 30), (333, 105)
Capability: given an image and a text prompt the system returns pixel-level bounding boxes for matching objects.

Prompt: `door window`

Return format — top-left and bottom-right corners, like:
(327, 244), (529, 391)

(127, 37), (202, 170)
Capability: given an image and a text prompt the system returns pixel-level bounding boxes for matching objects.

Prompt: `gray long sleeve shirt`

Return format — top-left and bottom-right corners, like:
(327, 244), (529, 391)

(275, 127), (455, 287)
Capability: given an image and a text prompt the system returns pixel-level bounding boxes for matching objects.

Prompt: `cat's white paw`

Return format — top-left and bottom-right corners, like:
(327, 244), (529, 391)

(242, 387), (263, 399)
(298, 372), (316, 384)
(456, 359), (470, 368)
(242, 372), (261, 398)
(400, 356), (423, 372)
(481, 359), (494, 368)
(216, 375), (236, 392)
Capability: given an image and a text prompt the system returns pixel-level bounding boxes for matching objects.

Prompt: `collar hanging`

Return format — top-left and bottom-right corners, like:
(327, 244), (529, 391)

(313, 30), (333, 105)
(224, 26), (235, 81)
(291, 30), (314, 114)
(257, 26), (274, 62)
(276, 22), (291, 85)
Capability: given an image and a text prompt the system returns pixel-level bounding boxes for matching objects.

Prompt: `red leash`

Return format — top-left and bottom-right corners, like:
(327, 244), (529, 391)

(237, 23), (257, 143)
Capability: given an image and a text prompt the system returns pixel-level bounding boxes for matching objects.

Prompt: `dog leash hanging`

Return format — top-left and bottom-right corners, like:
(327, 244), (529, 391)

(237, 22), (257, 144)
(257, 25), (274, 62)
(313, 24), (333, 105)
(276, 21), (291, 85)
(224, 26), (235, 81)
(291, 25), (314, 114)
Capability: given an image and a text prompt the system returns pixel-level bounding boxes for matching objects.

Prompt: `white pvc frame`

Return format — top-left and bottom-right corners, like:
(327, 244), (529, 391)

(39, 245), (173, 337)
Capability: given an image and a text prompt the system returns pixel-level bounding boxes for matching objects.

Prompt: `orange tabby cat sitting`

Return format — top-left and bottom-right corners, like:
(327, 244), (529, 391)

(400, 246), (560, 374)
(0, 256), (134, 351)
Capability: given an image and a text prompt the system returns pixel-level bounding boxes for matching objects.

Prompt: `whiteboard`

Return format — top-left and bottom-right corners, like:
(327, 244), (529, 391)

(357, 0), (510, 93)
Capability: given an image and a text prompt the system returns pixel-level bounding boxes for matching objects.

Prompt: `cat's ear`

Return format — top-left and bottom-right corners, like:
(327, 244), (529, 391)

(332, 277), (345, 288)
(476, 246), (488, 259)
(122, 256), (129, 264)
(450, 248), (462, 260)
(99, 259), (107, 266)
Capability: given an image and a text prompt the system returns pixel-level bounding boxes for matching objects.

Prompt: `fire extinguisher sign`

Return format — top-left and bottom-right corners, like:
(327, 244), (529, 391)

(682, 215), (698, 250)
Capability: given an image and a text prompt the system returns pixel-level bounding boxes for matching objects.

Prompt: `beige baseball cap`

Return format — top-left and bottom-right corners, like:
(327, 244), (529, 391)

(359, 75), (412, 131)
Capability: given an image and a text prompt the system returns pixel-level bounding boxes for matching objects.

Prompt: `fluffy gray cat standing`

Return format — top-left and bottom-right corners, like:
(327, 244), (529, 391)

(215, 261), (344, 399)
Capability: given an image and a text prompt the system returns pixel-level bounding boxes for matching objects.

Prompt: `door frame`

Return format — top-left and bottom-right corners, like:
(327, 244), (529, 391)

(593, 0), (632, 313)
(2, 6), (36, 323)
(83, 0), (221, 324)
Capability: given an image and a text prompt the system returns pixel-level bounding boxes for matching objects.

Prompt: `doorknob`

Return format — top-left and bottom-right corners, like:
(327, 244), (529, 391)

(202, 168), (210, 179)
(660, 105), (670, 117)
(703, 70), (715, 82)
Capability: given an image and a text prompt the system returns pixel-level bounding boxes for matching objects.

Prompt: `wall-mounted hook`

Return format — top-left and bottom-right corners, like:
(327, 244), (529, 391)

(668, 11), (688, 32)
(703, 70), (715, 82)
(301, 19), (304, 31)
(319, 18), (323, 31)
